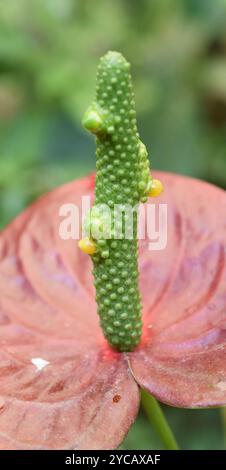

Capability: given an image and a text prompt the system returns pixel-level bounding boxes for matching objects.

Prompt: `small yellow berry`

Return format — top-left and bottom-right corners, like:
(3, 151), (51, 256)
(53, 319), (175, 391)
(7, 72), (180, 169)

(148, 179), (164, 198)
(82, 107), (103, 134)
(78, 237), (97, 255)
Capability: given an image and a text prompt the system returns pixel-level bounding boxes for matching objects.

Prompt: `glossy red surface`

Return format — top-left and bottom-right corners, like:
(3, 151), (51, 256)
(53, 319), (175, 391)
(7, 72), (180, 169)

(0, 172), (225, 448)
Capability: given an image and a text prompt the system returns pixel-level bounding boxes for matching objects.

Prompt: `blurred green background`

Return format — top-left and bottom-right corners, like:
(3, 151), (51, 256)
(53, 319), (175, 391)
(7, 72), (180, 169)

(0, 0), (226, 450)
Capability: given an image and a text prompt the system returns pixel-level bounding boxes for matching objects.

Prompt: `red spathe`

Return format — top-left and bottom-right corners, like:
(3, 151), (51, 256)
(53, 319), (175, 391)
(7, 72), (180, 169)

(0, 172), (225, 449)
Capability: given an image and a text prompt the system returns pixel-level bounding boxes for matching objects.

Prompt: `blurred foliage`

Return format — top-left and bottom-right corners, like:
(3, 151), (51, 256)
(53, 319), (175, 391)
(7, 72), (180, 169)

(0, 0), (226, 449)
(1, 0), (226, 227)
(123, 406), (224, 450)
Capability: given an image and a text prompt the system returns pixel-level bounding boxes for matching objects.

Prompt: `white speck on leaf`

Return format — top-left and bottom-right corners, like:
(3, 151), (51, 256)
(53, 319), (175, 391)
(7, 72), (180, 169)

(31, 357), (50, 371)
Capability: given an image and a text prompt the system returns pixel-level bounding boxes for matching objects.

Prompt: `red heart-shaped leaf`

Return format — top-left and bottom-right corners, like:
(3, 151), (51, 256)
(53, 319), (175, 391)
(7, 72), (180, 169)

(0, 171), (225, 449)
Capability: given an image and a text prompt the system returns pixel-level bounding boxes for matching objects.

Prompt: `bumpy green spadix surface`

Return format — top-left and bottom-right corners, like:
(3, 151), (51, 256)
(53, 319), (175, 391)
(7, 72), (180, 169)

(82, 51), (152, 352)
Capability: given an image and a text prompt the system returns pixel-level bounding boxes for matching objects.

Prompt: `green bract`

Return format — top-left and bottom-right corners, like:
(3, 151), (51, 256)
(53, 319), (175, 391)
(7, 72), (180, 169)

(82, 51), (152, 351)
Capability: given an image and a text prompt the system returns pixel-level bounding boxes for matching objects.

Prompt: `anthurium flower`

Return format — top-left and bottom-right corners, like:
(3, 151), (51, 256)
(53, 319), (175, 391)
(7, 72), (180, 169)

(0, 171), (225, 450)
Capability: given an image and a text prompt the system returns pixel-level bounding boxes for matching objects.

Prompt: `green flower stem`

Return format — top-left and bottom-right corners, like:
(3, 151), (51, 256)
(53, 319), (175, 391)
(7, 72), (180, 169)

(141, 389), (180, 450)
